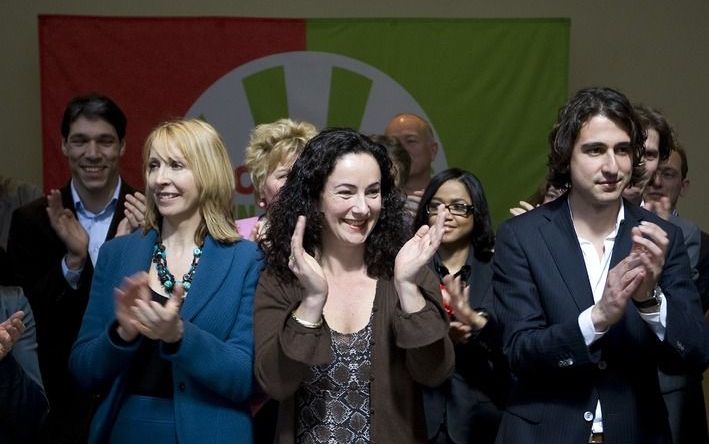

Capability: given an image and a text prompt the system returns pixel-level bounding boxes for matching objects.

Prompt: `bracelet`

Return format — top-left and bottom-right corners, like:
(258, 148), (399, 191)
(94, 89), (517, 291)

(290, 310), (323, 329)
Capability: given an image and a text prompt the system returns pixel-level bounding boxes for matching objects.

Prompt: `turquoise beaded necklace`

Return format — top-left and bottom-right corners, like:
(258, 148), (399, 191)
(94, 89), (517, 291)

(152, 240), (202, 295)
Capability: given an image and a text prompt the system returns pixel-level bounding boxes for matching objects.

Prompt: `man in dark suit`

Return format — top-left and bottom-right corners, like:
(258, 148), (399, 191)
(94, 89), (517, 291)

(642, 140), (706, 444)
(492, 87), (706, 444)
(7, 94), (143, 443)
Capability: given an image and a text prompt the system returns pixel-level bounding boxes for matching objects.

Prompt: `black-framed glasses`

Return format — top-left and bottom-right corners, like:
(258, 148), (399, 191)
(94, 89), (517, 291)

(426, 202), (474, 217)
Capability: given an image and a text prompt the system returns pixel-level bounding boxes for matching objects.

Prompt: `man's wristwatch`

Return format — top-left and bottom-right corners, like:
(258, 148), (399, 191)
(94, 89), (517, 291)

(633, 286), (661, 309)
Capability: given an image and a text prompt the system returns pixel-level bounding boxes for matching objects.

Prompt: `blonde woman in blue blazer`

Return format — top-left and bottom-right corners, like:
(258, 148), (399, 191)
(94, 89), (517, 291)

(70, 119), (262, 444)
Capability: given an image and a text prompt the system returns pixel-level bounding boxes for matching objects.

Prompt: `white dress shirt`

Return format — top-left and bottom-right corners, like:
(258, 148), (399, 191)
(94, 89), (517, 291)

(574, 201), (667, 433)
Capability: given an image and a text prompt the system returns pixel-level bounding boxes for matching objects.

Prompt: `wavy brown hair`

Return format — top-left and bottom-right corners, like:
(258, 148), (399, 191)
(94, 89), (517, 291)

(547, 87), (646, 190)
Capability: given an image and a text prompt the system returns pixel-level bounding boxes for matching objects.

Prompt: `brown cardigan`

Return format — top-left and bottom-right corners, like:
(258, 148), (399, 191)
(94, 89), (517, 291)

(254, 266), (455, 444)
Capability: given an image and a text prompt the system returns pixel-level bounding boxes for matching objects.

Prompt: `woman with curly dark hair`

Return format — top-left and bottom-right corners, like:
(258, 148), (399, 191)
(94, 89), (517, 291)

(413, 168), (509, 444)
(254, 128), (454, 444)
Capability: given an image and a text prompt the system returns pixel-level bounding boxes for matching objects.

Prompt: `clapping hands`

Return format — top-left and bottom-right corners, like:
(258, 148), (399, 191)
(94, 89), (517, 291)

(116, 192), (147, 237)
(395, 205), (447, 284)
(592, 221), (668, 330)
(47, 189), (89, 270)
(443, 274), (488, 326)
(394, 205), (447, 312)
(114, 272), (184, 343)
(288, 216), (327, 299)
(0, 311), (25, 360)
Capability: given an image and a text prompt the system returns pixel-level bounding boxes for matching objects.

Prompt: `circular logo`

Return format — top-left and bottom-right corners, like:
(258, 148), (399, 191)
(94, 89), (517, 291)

(186, 51), (446, 217)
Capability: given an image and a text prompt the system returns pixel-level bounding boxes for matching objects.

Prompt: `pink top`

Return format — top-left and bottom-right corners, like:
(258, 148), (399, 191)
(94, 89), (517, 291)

(235, 216), (259, 240)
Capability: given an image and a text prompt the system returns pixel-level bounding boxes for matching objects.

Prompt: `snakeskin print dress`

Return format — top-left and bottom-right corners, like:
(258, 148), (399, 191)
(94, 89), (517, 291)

(295, 318), (373, 444)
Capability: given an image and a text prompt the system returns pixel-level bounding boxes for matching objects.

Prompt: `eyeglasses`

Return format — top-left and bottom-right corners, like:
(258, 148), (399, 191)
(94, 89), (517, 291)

(426, 202), (474, 217)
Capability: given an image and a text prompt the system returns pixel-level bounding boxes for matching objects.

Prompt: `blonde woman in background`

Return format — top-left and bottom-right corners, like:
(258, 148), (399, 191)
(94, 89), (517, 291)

(238, 118), (317, 240)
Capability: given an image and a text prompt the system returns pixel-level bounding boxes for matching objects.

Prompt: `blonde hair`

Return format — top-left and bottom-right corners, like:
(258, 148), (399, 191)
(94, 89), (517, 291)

(143, 119), (239, 244)
(244, 118), (317, 200)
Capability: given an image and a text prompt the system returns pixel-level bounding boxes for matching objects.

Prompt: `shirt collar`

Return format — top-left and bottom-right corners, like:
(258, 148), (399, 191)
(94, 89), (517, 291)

(70, 177), (122, 216)
(568, 198), (625, 241)
(611, 200), (625, 237)
(432, 249), (475, 283)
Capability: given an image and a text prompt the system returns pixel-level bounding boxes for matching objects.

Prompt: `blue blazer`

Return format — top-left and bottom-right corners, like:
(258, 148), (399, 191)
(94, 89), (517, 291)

(69, 229), (262, 444)
(492, 196), (706, 444)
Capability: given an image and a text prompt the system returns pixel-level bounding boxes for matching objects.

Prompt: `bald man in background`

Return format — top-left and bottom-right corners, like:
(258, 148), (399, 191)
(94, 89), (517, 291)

(385, 113), (438, 218)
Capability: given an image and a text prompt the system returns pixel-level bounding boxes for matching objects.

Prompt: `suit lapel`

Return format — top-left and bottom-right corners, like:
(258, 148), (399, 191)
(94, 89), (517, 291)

(467, 253), (492, 308)
(61, 183), (75, 213)
(180, 235), (233, 321)
(130, 229), (157, 273)
(539, 197), (595, 311)
(610, 200), (642, 268)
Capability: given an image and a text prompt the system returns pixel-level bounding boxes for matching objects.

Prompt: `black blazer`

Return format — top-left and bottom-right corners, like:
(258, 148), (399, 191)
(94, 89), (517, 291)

(492, 195), (705, 444)
(424, 249), (508, 444)
(6, 181), (134, 443)
(697, 230), (709, 313)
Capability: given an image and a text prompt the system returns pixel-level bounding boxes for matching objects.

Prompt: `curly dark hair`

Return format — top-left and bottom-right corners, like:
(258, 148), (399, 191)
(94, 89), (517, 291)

(547, 87), (646, 190)
(412, 168), (495, 262)
(261, 128), (407, 283)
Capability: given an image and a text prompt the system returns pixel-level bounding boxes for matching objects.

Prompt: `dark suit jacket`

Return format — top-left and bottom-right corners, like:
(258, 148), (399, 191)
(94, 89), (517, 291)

(424, 250), (507, 444)
(69, 229), (262, 444)
(6, 181), (134, 442)
(697, 231), (709, 313)
(492, 196), (705, 444)
(0, 286), (49, 444)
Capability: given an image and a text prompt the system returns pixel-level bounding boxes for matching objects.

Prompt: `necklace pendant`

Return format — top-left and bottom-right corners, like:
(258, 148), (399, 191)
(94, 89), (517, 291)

(152, 238), (201, 296)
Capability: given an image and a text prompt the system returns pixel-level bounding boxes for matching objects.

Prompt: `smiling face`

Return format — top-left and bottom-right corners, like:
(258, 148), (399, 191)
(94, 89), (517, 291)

(428, 179), (474, 248)
(62, 116), (125, 199)
(146, 144), (201, 226)
(319, 152), (382, 250)
(569, 114), (633, 209)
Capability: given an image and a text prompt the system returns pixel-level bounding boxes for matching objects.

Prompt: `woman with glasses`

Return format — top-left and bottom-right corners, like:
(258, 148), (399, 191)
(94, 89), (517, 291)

(412, 168), (509, 444)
